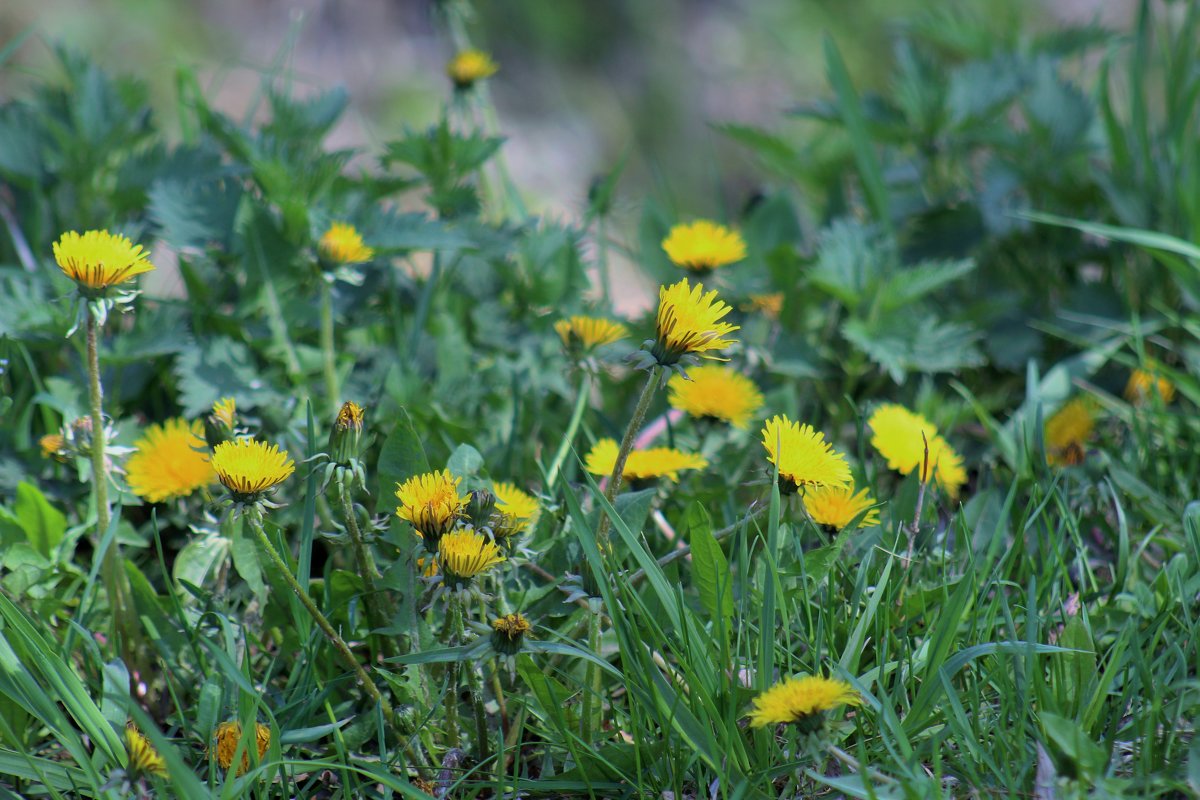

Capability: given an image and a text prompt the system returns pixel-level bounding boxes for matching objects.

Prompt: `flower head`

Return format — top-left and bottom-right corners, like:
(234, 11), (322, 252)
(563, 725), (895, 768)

(493, 482), (540, 536)
(53, 230), (155, 292)
(213, 721), (271, 775)
(447, 49), (498, 88)
(1125, 364), (1175, 405)
(395, 470), (467, 545)
(1045, 397), (1094, 466)
(760, 415), (851, 494)
(662, 220), (746, 272)
(40, 433), (67, 460)
(585, 438), (708, 482)
(211, 439), (295, 502)
(668, 365), (763, 429)
(747, 675), (861, 731)
(867, 404), (937, 475)
(205, 397), (237, 448)
(649, 279), (739, 367)
(328, 401), (365, 466)
(126, 419), (216, 503)
(491, 612), (532, 655)
(438, 528), (505, 589)
(926, 436), (967, 498)
(804, 485), (880, 531)
(555, 315), (628, 358)
(125, 724), (167, 778)
(319, 222), (374, 266)
(745, 293), (783, 319)
(212, 397), (236, 429)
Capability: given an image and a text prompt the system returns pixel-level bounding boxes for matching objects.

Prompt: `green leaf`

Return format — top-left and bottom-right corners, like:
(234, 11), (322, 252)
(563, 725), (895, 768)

(823, 36), (891, 230)
(173, 337), (279, 417)
(809, 219), (893, 308)
(1040, 712), (1107, 778)
(14, 482), (65, 557)
(375, 409), (430, 505)
(684, 502), (733, 623)
(842, 314), (984, 383)
(446, 443), (484, 481)
(877, 258), (975, 310)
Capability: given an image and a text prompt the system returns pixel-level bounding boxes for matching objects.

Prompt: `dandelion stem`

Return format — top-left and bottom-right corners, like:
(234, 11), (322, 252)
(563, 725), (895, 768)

(444, 596), (462, 749)
(247, 513), (394, 723)
(597, 365), (660, 544)
(580, 597), (603, 743)
(86, 310), (135, 662)
(319, 279), (339, 413)
(453, 596), (489, 757)
(338, 476), (396, 661)
(546, 372), (592, 492)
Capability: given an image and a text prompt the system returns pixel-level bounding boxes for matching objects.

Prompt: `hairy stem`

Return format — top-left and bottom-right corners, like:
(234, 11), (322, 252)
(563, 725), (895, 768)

(339, 477), (397, 661)
(454, 597), (489, 757)
(596, 366), (660, 545)
(444, 597), (462, 749)
(546, 372), (592, 492)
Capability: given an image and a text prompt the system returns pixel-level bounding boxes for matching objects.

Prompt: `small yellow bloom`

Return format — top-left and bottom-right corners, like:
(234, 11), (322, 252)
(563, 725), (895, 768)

(447, 49), (498, 88)
(210, 439), (295, 499)
(319, 222), (374, 265)
(1125, 364), (1175, 405)
(804, 485), (880, 530)
(491, 612), (532, 655)
(667, 365), (763, 429)
(493, 481), (540, 534)
(584, 438), (708, 482)
(39, 433), (66, 460)
(747, 675), (861, 729)
(760, 415), (851, 493)
(417, 556), (439, 578)
(662, 220), (746, 272)
(125, 724), (167, 778)
(395, 470), (468, 541)
(926, 436), (967, 498)
(212, 397), (237, 430)
(867, 404), (938, 476)
(438, 528), (505, 587)
(52, 230), (155, 290)
(1045, 397), (1094, 466)
(651, 278), (740, 366)
(744, 293), (783, 319)
(126, 419), (216, 503)
(555, 315), (628, 355)
(213, 721), (271, 775)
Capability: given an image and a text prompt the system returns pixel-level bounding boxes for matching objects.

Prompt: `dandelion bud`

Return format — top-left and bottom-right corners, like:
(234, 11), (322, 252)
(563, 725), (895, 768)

(205, 397), (237, 449)
(490, 612), (532, 656)
(328, 401), (365, 466)
(446, 49), (498, 91)
(466, 489), (496, 528)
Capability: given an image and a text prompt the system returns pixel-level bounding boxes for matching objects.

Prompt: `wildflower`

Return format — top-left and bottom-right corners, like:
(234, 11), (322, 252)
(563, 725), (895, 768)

(205, 397), (237, 448)
(1125, 363), (1175, 405)
(447, 49), (498, 89)
(747, 675), (861, 733)
(585, 438), (708, 482)
(867, 404), (938, 475)
(211, 439), (295, 504)
(555, 315), (628, 358)
(490, 612), (532, 656)
(760, 415), (851, 494)
(465, 488), (497, 528)
(213, 721), (271, 775)
(319, 222), (374, 266)
(53, 230), (155, 292)
(40, 433), (67, 460)
(661, 220), (746, 272)
(667, 365), (763, 429)
(328, 401), (365, 466)
(125, 724), (167, 778)
(417, 556), (439, 578)
(395, 470), (467, 548)
(437, 528), (505, 589)
(745, 293), (783, 319)
(926, 436), (967, 498)
(804, 485), (880, 531)
(126, 419), (216, 503)
(1045, 397), (1094, 466)
(643, 278), (739, 369)
(492, 481), (540, 535)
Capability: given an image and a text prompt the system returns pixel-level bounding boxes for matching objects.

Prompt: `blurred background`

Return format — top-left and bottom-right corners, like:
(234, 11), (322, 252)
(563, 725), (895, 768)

(0, 0), (1131, 224)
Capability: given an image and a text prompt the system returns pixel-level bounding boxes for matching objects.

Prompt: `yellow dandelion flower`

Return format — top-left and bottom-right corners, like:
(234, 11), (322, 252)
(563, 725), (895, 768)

(491, 612), (532, 655)
(926, 436), (967, 499)
(1045, 397), (1094, 466)
(40, 433), (66, 460)
(651, 279), (739, 366)
(52, 230), (155, 290)
(447, 49), (498, 88)
(126, 419), (215, 503)
(662, 220), (747, 271)
(395, 470), (468, 541)
(555, 315), (628, 355)
(125, 724), (167, 778)
(438, 528), (505, 587)
(213, 721), (271, 775)
(747, 675), (861, 729)
(760, 415), (851, 493)
(804, 485), (880, 530)
(210, 439), (295, 499)
(867, 404), (938, 476)
(319, 222), (374, 265)
(667, 365), (764, 429)
(584, 438), (709, 482)
(212, 397), (236, 429)
(417, 556), (439, 578)
(493, 481), (540, 533)
(744, 293), (783, 319)
(1125, 364), (1175, 405)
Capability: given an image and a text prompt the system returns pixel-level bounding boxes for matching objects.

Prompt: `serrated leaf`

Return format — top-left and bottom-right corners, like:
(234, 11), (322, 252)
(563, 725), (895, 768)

(843, 314), (984, 383)
(877, 258), (975, 310)
(148, 178), (244, 250)
(809, 219), (894, 308)
(173, 337), (279, 417)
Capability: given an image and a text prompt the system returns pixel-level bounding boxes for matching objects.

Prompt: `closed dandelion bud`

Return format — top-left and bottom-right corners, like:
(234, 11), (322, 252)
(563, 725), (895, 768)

(328, 401), (364, 466)
(205, 397), (237, 449)
(466, 489), (496, 528)
(490, 612), (532, 656)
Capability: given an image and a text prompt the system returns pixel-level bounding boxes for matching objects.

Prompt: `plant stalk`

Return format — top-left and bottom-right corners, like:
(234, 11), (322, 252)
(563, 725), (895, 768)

(580, 597), (603, 743)
(338, 477), (397, 661)
(445, 596), (462, 749)
(453, 596), (489, 757)
(320, 279), (339, 413)
(546, 373), (593, 492)
(596, 366), (660, 544)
